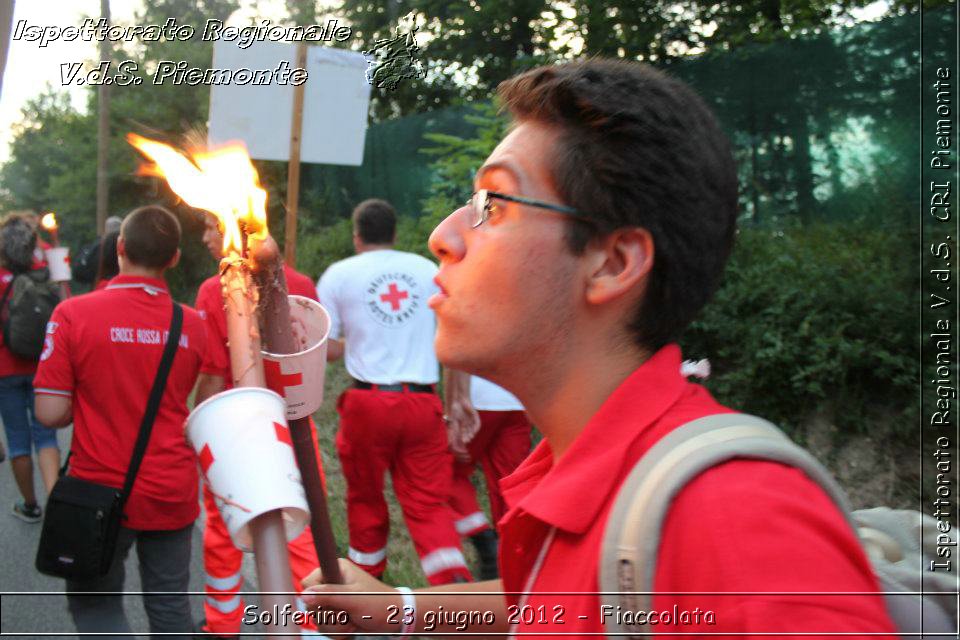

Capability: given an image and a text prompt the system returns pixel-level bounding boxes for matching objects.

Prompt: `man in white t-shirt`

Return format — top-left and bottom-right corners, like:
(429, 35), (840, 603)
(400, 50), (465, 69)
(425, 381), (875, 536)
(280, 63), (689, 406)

(444, 374), (531, 579)
(316, 199), (471, 585)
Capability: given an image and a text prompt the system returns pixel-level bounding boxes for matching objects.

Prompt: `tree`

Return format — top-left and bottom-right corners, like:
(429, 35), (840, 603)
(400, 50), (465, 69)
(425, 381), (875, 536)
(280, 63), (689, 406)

(0, 91), (98, 243)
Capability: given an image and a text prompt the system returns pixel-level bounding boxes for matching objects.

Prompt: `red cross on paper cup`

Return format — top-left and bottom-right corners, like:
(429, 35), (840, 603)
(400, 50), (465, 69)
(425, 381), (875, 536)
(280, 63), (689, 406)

(261, 295), (331, 421)
(264, 359), (303, 398)
(273, 421), (292, 447)
(185, 386), (310, 552)
(200, 444), (215, 476)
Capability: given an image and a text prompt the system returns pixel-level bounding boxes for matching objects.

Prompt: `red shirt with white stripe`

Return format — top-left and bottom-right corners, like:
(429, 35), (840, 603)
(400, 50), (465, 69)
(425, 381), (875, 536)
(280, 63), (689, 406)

(194, 263), (317, 384)
(34, 275), (208, 530)
(0, 268), (38, 377)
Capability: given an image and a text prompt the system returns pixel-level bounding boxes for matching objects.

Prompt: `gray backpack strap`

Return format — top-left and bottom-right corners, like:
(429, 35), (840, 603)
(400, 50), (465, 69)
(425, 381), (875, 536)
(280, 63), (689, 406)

(599, 413), (855, 634)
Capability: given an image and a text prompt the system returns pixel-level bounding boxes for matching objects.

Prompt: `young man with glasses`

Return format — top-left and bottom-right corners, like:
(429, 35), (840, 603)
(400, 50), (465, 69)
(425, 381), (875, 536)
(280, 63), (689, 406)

(303, 59), (896, 637)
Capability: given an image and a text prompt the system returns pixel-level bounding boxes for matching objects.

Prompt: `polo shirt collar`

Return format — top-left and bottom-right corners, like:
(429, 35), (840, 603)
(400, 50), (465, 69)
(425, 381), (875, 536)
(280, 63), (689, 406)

(104, 274), (169, 296)
(500, 344), (687, 534)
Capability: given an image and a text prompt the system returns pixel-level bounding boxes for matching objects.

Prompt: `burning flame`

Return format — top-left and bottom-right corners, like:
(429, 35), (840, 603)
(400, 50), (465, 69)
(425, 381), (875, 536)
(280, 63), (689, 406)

(40, 212), (57, 231)
(126, 133), (268, 254)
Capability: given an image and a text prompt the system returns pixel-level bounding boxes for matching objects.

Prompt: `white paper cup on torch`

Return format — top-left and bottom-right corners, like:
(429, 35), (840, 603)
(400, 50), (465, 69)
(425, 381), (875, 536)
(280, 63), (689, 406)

(261, 295), (331, 420)
(186, 387), (309, 551)
(44, 247), (72, 282)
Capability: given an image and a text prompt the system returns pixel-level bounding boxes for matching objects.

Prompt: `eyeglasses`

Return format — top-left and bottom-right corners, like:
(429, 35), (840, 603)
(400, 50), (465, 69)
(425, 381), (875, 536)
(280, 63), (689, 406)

(466, 189), (589, 228)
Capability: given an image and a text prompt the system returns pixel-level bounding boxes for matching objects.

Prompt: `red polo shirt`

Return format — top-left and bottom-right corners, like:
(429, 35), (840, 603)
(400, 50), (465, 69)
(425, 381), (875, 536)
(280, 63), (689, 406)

(498, 344), (896, 638)
(0, 268), (38, 377)
(33, 275), (207, 530)
(194, 264), (318, 382)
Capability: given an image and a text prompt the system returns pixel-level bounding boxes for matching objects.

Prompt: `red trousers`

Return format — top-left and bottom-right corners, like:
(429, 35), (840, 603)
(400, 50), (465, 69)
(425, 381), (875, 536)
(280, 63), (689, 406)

(448, 410), (532, 531)
(202, 421), (325, 635)
(336, 388), (471, 584)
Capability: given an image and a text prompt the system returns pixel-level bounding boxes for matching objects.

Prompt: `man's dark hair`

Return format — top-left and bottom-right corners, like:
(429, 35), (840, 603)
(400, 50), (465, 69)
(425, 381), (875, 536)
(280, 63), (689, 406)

(352, 199), (397, 245)
(0, 213), (38, 273)
(498, 59), (739, 351)
(95, 231), (120, 283)
(120, 205), (181, 269)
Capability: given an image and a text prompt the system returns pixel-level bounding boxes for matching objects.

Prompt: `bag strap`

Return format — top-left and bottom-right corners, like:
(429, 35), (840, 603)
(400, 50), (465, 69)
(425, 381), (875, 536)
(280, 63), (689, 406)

(0, 278), (14, 321)
(118, 301), (183, 510)
(599, 413), (855, 632)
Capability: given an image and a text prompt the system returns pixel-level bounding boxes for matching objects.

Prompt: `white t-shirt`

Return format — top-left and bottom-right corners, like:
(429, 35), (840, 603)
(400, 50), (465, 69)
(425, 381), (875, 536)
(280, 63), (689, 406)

(470, 376), (523, 411)
(317, 249), (440, 384)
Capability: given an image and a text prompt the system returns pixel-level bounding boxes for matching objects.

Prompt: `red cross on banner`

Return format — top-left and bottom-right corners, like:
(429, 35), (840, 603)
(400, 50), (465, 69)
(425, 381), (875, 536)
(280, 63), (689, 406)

(380, 283), (409, 311)
(264, 359), (303, 397)
(274, 421), (292, 447)
(200, 444), (215, 476)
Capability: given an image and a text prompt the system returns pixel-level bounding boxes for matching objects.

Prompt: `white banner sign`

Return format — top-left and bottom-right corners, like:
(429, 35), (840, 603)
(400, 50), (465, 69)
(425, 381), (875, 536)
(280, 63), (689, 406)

(208, 41), (370, 166)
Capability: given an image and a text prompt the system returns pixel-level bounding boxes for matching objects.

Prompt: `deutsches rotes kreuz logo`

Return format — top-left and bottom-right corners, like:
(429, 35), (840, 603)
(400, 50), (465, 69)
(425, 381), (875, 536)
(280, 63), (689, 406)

(365, 272), (421, 327)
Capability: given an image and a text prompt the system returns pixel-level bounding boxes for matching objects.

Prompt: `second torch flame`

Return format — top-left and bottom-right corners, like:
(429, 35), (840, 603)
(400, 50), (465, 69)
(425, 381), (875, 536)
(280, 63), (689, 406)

(40, 212), (58, 231)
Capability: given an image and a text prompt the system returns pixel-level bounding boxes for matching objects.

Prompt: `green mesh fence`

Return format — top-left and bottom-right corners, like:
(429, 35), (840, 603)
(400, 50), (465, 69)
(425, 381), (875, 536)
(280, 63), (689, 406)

(295, 105), (479, 226)
(297, 9), (950, 230)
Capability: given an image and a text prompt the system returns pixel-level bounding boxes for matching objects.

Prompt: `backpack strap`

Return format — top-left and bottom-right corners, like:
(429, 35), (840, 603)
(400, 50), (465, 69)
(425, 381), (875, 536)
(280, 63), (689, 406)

(0, 277), (15, 320)
(598, 413), (855, 633)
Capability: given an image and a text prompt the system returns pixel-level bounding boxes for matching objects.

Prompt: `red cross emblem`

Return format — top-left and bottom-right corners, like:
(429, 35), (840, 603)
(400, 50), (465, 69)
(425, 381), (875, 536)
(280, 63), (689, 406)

(200, 444), (215, 476)
(264, 359), (303, 398)
(274, 421), (292, 447)
(380, 283), (409, 311)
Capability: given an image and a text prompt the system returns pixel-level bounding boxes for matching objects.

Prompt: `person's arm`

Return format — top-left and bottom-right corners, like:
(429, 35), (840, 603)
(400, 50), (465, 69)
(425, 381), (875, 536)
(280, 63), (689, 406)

(316, 270), (344, 362)
(326, 338), (344, 361)
(194, 372), (226, 405)
(33, 305), (74, 428)
(443, 367), (479, 462)
(35, 394), (72, 428)
(301, 559), (509, 636)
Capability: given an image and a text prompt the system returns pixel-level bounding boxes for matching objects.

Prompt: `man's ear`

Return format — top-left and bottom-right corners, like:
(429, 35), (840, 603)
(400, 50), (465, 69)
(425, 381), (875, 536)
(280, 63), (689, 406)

(166, 248), (181, 270)
(116, 236), (127, 257)
(583, 228), (654, 306)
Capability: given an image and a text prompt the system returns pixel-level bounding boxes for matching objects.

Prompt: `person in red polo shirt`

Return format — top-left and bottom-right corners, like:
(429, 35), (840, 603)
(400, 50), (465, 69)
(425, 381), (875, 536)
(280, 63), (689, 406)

(34, 205), (206, 636)
(193, 212), (326, 637)
(301, 59), (898, 639)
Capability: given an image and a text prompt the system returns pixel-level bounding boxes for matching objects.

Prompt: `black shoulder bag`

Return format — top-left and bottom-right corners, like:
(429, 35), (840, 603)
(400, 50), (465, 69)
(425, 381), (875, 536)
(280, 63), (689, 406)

(36, 302), (184, 581)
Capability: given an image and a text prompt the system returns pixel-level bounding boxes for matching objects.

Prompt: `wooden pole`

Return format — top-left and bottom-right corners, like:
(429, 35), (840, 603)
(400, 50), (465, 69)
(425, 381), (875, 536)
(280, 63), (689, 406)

(95, 0), (111, 236)
(284, 42), (307, 266)
(253, 239), (343, 585)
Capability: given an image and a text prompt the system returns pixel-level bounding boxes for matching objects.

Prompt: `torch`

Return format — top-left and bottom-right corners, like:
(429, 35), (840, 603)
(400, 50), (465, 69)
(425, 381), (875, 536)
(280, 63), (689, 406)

(40, 212), (59, 246)
(40, 212), (71, 299)
(252, 239), (344, 585)
(126, 134), (322, 631)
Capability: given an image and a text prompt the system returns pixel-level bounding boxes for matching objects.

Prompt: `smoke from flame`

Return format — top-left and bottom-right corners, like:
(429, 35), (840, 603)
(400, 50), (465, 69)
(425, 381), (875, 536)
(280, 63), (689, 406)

(126, 133), (268, 254)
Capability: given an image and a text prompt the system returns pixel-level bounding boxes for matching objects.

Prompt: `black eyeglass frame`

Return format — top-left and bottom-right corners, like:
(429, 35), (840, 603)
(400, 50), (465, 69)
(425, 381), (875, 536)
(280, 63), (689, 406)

(467, 189), (591, 228)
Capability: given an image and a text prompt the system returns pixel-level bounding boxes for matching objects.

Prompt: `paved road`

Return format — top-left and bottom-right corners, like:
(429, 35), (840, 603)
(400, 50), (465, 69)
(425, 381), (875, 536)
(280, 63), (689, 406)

(0, 425), (264, 638)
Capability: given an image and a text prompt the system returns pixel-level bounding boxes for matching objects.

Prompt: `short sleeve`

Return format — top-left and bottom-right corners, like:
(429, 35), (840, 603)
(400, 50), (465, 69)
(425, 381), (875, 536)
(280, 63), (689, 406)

(316, 269), (342, 340)
(194, 281), (230, 379)
(33, 304), (74, 397)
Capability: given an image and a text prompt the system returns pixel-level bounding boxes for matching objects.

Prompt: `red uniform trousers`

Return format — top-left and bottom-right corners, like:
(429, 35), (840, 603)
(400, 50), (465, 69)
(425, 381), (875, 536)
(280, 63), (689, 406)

(336, 387), (471, 584)
(202, 419), (326, 635)
(448, 410), (532, 533)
